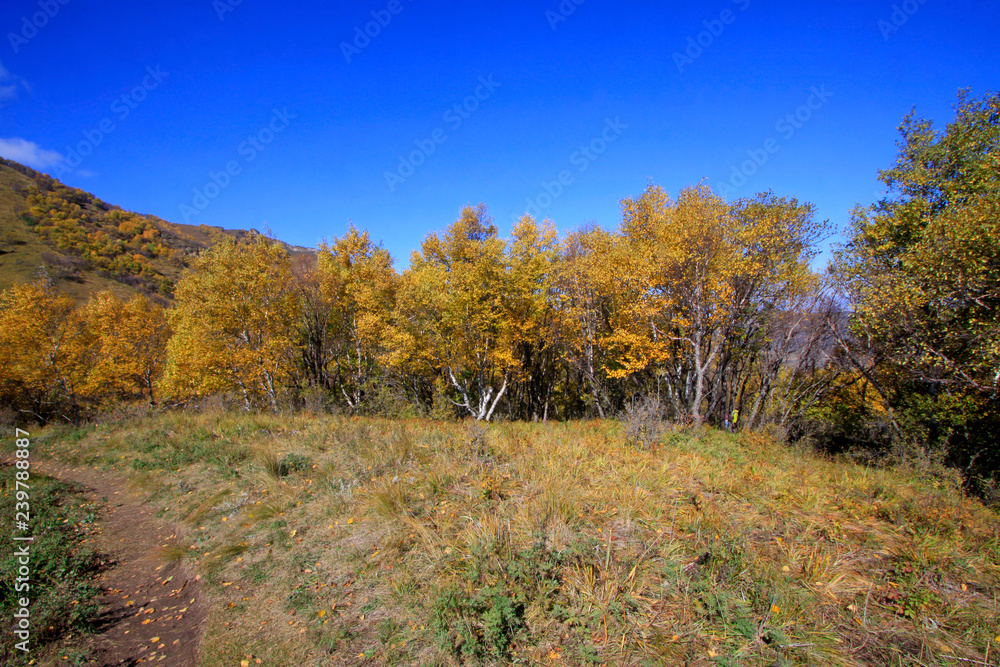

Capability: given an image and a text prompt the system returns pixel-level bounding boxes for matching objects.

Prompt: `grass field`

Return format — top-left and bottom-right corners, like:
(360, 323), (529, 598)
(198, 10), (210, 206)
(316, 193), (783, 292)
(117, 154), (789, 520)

(0, 472), (107, 666)
(17, 412), (1000, 666)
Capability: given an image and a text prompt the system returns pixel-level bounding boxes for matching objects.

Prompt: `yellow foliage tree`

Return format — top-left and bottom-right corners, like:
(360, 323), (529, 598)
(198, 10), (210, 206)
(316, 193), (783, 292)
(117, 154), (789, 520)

(314, 226), (397, 407)
(0, 279), (91, 422)
(392, 205), (515, 421)
(504, 214), (560, 420)
(551, 225), (617, 418)
(162, 236), (300, 412)
(81, 291), (169, 406)
(606, 184), (824, 426)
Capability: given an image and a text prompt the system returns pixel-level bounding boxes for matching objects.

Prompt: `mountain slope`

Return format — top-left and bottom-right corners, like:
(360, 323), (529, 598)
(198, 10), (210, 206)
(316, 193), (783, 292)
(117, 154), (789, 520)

(0, 158), (312, 303)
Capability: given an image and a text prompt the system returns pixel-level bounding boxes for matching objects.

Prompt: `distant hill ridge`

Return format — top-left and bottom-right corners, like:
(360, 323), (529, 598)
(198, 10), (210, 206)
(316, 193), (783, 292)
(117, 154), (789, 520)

(0, 158), (312, 302)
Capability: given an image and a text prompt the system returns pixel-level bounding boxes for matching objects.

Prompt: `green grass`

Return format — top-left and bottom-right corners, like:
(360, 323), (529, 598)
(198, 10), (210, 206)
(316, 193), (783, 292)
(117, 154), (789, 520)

(25, 412), (1000, 666)
(0, 472), (108, 666)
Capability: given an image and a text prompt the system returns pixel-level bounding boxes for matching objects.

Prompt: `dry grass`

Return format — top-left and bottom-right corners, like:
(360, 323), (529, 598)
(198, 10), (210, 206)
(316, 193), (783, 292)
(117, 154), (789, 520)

(32, 412), (1000, 666)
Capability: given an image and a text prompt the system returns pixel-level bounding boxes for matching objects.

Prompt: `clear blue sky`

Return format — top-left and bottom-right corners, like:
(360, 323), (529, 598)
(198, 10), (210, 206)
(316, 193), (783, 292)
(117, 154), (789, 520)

(1, 0), (997, 268)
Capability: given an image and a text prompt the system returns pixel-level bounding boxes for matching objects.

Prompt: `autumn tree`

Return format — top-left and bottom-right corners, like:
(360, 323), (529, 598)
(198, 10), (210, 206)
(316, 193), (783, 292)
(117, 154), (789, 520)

(81, 291), (169, 406)
(714, 192), (830, 429)
(838, 90), (1000, 400)
(392, 205), (515, 421)
(604, 184), (826, 427)
(502, 215), (560, 420)
(551, 225), (618, 417)
(0, 279), (92, 422)
(293, 252), (335, 392)
(312, 226), (397, 409)
(162, 235), (300, 412)
(835, 90), (1000, 475)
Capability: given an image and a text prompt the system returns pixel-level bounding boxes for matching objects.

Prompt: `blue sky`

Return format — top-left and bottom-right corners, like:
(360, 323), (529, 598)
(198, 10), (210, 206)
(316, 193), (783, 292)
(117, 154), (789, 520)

(1, 0), (997, 269)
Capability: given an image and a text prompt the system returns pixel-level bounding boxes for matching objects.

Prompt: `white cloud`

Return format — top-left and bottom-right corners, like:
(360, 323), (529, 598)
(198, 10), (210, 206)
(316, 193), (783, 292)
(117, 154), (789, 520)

(0, 137), (65, 170)
(0, 60), (30, 107)
(0, 63), (16, 105)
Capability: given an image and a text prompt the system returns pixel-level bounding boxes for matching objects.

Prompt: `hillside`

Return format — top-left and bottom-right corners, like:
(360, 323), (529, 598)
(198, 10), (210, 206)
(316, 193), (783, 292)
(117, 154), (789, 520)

(0, 159), (313, 302)
(10, 414), (1000, 666)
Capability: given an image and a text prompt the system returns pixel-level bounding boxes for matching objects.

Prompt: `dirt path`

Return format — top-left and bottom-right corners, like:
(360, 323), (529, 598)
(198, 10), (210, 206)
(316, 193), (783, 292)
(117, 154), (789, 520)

(4, 458), (207, 666)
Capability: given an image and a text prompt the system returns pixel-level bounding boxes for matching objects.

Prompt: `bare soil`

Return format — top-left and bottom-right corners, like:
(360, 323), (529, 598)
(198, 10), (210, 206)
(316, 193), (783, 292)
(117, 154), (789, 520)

(6, 458), (206, 666)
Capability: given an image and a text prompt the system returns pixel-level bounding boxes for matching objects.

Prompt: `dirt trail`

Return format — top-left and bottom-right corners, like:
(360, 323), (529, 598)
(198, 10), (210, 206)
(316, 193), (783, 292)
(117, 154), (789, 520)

(5, 457), (207, 666)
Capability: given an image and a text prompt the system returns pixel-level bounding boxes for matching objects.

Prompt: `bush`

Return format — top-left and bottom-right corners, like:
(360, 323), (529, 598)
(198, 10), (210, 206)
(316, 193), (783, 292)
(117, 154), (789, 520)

(298, 386), (337, 415)
(278, 452), (311, 476)
(365, 381), (421, 419)
(430, 539), (572, 664)
(621, 395), (666, 449)
(93, 401), (153, 425)
(432, 586), (525, 664)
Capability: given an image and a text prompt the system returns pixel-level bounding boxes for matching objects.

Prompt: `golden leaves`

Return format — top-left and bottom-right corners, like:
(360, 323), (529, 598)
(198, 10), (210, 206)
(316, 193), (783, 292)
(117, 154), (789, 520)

(162, 236), (299, 410)
(0, 281), (169, 412)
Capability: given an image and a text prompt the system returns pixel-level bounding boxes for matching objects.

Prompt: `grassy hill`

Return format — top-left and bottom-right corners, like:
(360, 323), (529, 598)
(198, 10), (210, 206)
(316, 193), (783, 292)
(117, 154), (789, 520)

(17, 414), (1000, 666)
(0, 159), (313, 303)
